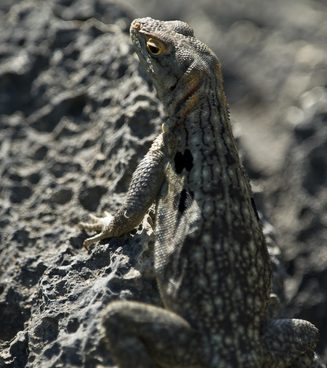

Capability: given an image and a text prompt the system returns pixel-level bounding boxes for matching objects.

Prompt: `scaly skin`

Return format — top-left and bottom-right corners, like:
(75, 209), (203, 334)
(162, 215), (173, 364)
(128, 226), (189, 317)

(80, 18), (319, 368)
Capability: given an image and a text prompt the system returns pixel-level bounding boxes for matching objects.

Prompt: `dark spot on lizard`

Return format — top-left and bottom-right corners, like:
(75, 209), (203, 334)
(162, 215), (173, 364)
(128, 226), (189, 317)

(184, 149), (194, 171)
(251, 197), (260, 221)
(174, 152), (184, 174)
(169, 81), (177, 91)
(174, 189), (194, 213)
(174, 149), (194, 174)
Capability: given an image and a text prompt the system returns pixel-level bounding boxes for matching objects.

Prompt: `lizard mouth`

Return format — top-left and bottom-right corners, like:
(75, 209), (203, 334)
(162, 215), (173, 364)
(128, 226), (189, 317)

(130, 20), (152, 66)
(130, 19), (145, 47)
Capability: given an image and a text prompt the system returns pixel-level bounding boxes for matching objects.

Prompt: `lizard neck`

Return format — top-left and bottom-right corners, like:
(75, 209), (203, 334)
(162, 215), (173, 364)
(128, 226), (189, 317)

(164, 70), (245, 197)
(162, 59), (230, 124)
(164, 73), (261, 240)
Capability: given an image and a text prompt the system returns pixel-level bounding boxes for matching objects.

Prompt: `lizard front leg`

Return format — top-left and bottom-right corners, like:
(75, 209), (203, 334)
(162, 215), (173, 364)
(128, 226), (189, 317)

(79, 133), (167, 250)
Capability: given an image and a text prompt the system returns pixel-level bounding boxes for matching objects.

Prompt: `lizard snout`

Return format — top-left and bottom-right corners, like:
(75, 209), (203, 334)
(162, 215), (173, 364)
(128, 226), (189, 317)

(131, 20), (142, 31)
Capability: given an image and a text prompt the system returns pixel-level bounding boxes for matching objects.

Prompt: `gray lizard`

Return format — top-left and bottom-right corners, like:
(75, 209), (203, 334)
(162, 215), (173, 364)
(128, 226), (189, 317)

(80, 17), (319, 368)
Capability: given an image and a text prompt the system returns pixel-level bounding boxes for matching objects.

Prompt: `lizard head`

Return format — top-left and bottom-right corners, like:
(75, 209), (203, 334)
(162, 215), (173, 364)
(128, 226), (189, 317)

(130, 17), (221, 117)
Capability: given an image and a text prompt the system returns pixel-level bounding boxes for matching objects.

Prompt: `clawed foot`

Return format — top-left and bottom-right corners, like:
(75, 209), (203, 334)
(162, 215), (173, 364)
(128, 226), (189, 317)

(79, 211), (114, 251)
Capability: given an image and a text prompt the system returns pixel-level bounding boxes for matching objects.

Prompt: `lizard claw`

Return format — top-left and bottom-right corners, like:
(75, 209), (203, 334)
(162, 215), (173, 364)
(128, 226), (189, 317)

(82, 231), (108, 251)
(79, 220), (102, 232)
(79, 212), (114, 250)
(79, 212), (114, 231)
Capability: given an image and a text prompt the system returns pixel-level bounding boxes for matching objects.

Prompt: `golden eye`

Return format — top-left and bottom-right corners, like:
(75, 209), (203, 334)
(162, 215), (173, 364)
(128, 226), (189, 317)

(146, 38), (166, 56)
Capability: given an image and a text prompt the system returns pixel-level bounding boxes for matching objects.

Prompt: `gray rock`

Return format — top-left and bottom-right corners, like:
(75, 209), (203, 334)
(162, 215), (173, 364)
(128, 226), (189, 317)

(0, 1), (160, 366)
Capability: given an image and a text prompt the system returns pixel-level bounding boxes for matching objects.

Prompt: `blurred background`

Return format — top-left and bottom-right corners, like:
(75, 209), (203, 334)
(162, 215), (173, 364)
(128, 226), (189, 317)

(120, 0), (327, 174)
(0, 0), (326, 365)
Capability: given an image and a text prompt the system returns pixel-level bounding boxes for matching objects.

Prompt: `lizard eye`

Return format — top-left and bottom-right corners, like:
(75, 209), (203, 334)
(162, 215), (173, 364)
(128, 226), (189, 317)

(146, 38), (166, 56)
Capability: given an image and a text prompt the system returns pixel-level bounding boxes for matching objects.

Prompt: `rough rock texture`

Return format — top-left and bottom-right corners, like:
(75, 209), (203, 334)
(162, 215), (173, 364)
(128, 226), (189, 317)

(0, 1), (161, 366)
(0, 0), (326, 367)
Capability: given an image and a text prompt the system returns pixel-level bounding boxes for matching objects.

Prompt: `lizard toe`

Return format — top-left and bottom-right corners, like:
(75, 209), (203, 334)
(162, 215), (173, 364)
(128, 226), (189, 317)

(79, 221), (103, 232)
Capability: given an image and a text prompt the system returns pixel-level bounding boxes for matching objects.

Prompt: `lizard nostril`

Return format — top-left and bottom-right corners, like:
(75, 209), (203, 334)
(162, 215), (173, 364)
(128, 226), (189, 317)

(131, 21), (141, 31)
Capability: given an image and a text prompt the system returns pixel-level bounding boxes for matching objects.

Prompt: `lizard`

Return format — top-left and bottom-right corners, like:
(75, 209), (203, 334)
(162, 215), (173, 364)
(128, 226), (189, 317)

(79, 17), (320, 368)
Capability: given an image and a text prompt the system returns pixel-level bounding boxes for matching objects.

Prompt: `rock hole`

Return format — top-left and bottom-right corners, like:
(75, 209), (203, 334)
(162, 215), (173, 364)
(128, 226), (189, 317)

(66, 94), (87, 116)
(33, 317), (59, 343)
(78, 185), (107, 211)
(0, 301), (26, 341)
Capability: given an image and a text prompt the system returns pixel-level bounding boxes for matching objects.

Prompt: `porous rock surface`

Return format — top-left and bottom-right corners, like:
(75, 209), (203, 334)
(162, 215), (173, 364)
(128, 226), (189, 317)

(0, 1), (161, 366)
(0, 0), (326, 367)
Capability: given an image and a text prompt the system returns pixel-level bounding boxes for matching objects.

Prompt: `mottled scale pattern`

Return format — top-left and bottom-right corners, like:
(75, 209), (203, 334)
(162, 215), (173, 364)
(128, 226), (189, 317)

(80, 17), (320, 368)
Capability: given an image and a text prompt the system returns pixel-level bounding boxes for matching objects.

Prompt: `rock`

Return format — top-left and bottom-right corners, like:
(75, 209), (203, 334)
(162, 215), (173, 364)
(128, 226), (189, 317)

(0, 1), (160, 366)
(269, 87), (327, 356)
